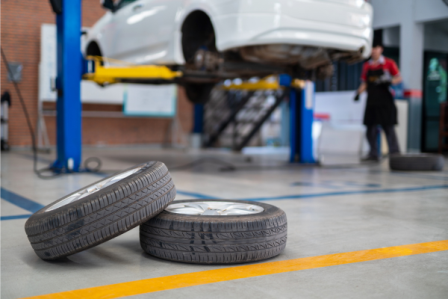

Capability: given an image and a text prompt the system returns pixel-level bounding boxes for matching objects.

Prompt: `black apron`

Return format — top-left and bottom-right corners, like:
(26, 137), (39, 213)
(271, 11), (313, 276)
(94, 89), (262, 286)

(363, 68), (397, 126)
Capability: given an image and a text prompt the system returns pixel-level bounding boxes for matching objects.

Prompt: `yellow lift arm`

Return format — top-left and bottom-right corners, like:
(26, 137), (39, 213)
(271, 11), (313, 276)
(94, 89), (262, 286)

(82, 56), (182, 85)
(82, 56), (305, 89)
(221, 77), (306, 91)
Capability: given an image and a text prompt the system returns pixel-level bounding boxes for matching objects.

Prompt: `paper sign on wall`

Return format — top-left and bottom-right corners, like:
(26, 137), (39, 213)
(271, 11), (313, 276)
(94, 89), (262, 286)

(123, 84), (177, 117)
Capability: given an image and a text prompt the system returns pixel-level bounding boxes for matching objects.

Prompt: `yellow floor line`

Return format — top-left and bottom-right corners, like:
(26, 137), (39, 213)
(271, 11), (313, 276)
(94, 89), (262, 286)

(22, 240), (448, 299)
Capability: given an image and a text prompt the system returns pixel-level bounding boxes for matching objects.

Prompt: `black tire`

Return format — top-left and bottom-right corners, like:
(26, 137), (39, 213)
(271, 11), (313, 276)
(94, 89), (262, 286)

(24, 161), (176, 260)
(140, 199), (287, 264)
(389, 154), (445, 171)
(86, 42), (104, 66)
(184, 83), (215, 104)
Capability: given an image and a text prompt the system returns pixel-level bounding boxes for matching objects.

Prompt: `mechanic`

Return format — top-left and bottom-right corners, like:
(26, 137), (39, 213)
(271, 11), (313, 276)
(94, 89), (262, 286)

(355, 42), (403, 162)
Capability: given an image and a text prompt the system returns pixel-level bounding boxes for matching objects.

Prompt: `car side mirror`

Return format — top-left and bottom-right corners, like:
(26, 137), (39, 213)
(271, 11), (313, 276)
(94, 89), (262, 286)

(101, 0), (116, 12)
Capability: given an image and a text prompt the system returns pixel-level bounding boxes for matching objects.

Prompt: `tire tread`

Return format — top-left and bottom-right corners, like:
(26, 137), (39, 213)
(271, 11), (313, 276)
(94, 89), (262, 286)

(25, 162), (176, 260)
(140, 200), (287, 264)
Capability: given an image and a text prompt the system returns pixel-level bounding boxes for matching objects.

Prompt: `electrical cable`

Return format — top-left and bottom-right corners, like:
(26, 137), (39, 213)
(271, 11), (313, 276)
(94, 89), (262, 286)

(1, 47), (103, 179)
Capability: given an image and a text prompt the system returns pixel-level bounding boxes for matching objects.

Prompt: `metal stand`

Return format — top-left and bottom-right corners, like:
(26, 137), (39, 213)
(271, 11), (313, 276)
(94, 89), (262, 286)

(193, 104), (204, 134)
(299, 81), (316, 163)
(190, 104), (204, 149)
(280, 75), (315, 163)
(202, 75), (315, 163)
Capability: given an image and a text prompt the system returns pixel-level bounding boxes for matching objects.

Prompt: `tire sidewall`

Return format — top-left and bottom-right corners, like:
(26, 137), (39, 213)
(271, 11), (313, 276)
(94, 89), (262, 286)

(25, 161), (163, 225)
(140, 199), (287, 264)
(155, 199), (283, 223)
(390, 154), (445, 171)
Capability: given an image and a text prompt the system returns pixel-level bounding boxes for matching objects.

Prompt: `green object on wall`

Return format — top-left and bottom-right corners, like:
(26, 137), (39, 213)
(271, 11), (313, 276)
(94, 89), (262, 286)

(423, 52), (448, 151)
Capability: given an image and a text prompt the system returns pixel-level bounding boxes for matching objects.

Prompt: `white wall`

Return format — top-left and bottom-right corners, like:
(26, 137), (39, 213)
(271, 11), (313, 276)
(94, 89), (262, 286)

(314, 91), (366, 125)
(383, 26), (400, 47)
(383, 23), (448, 54)
(371, 0), (448, 28)
(414, 0), (448, 23)
(371, 0), (409, 29)
(424, 22), (448, 52)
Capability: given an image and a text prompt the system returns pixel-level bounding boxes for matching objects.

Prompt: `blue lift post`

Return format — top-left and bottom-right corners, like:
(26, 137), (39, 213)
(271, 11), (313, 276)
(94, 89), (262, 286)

(280, 75), (315, 164)
(190, 104), (204, 149)
(53, 0), (82, 171)
(299, 81), (316, 163)
(192, 104), (204, 134)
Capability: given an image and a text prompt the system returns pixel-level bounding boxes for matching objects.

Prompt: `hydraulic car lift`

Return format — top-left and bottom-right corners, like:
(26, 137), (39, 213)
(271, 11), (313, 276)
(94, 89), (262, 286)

(206, 75), (316, 163)
(50, 0), (182, 172)
(83, 57), (182, 85)
(51, 0), (314, 172)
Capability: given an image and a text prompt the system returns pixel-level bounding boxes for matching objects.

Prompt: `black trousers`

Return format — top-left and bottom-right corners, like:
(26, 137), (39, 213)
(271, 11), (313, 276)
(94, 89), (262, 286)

(366, 125), (400, 158)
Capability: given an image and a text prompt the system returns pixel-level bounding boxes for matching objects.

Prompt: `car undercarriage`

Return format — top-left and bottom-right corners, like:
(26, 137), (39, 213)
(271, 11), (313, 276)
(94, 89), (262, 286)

(179, 44), (365, 84)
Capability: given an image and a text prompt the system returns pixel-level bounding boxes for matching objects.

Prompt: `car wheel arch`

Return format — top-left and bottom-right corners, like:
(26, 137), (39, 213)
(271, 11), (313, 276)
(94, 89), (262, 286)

(180, 9), (218, 63)
(86, 41), (103, 58)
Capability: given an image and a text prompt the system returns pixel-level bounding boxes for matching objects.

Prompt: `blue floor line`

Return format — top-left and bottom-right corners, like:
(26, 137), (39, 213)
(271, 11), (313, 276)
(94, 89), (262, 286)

(342, 168), (448, 181)
(1, 214), (33, 221)
(341, 181), (382, 188)
(176, 190), (220, 199)
(1, 188), (45, 213)
(2, 174), (446, 221)
(389, 172), (448, 181)
(238, 184), (448, 202)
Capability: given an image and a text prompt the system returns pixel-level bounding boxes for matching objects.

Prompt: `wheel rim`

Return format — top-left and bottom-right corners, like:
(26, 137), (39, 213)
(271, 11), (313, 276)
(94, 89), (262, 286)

(165, 201), (264, 216)
(45, 166), (143, 212)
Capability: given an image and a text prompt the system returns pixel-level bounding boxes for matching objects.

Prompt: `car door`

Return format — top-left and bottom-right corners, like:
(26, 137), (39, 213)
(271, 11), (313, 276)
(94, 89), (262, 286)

(105, 0), (143, 59)
(109, 0), (180, 64)
(315, 0), (363, 7)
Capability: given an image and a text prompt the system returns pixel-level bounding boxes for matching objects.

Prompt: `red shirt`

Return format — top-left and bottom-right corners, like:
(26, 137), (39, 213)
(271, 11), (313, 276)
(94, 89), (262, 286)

(360, 56), (400, 82)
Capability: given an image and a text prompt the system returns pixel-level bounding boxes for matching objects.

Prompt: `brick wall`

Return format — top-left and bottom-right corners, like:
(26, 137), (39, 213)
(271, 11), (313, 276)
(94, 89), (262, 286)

(1, 0), (192, 147)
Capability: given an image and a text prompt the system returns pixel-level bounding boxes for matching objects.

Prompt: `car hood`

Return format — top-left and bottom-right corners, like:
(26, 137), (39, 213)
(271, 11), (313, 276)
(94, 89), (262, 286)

(314, 0), (367, 7)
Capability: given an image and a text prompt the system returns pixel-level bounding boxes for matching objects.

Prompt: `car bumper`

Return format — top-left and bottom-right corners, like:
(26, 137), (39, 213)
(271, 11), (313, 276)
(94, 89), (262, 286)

(213, 1), (372, 58)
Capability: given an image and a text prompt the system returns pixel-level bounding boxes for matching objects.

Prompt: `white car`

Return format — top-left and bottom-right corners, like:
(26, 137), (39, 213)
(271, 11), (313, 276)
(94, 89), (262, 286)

(85, 0), (373, 103)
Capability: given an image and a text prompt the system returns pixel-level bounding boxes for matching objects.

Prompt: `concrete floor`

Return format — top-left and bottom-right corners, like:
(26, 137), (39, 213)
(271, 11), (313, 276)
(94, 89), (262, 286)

(1, 147), (448, 298)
